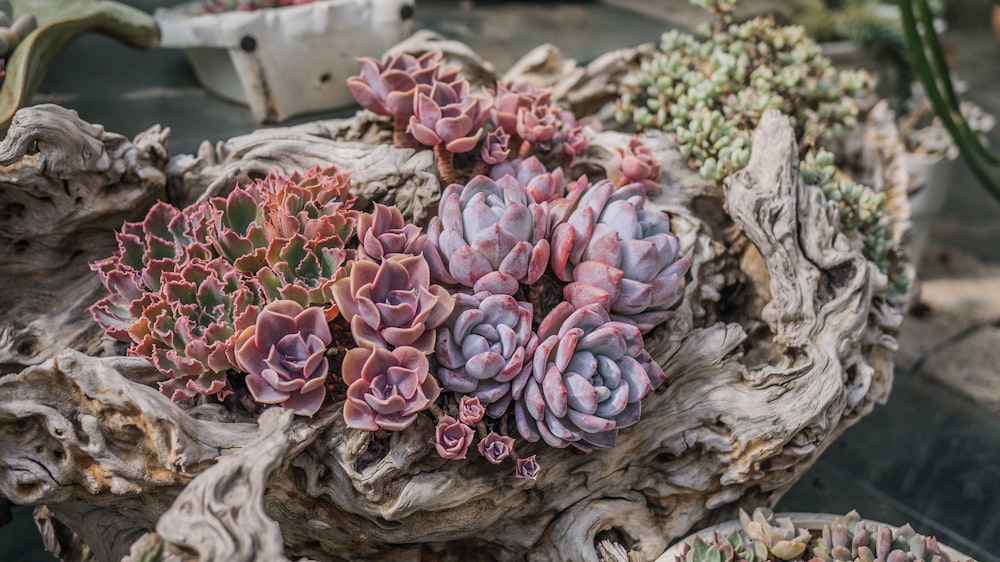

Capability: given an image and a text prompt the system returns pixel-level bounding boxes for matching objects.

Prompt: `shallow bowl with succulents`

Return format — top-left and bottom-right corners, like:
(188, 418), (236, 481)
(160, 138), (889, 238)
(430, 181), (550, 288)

(0, 0), (913, 560)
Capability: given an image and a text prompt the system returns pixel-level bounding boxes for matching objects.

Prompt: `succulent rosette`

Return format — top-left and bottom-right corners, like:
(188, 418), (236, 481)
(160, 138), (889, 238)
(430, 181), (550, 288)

(516, 101), (558, 145)
(90, 201), (215, 339)
(432, 416), (475, 460)
(257, 235), (351, 316)
(356, 203), (422, 261)
(435, 292), (538, 417)
(514, 455), (540, 479)
(128, 257), (260, 401)
(550, 179), (690, 333)
(233, 300), (332, 416)
(342, 346), (440, 431)
(480, 128), (511, 166)
(347, 50), (458, 127)
(490, 80), (552, 141)
(332, 254), (454, 353)
(408, 80), (491, 153)
(512, 302), (665, 450)
(489, 156), (566, 204)
(422, 175), (550, 295)
(477, 432), (515, 464)
(458, 395), (486, 425)
(615, 137), (663, 195)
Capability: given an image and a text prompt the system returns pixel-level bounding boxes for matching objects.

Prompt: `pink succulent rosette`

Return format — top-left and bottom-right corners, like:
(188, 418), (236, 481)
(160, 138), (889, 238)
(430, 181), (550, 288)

(512, 302), (665, 450)
(342, 346), (440, 432)
(550, 180), (691, 333)
(433, 415), (475, 460)
(516, 101), (558, 145)
(347, 51), (458, 127)
(408, 80), (491, 153)
(480, 128), (511, 166)
(129, 257), (259, 401)
(514, 455), (540, 479)
(477, 432), (515, 464)
(489, 156), (566, 204)
(233, 300), (332, 417)
(422, 175), (550, 295)
(615, 137), (663, 195)
(332, 254), (454, 353)
(458, 395), (486, 425)
(560, 125), (589, 160)
(490, 80), (552, 141)
(436, 292), (538, 417)
(356, 203), (422, 261)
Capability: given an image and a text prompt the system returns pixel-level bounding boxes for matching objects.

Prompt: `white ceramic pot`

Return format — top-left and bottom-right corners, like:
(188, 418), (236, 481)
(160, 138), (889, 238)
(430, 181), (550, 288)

(155, 0), (414, 123)
(656, 512), (973, 562)
(903, 151), (958, 267)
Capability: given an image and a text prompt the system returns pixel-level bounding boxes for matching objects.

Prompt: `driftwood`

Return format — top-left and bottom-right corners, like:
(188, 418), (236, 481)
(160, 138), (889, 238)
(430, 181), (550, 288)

(0, 42), (906, 562)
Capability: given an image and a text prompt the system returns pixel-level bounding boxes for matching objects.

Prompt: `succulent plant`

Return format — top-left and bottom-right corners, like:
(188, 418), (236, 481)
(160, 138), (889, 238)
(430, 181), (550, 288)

(342, 345), (440, 432)
(670, 508), (970, 562)
(233, 299), (332, 416)
(90, 201), (215, 340)
(550, 179), (690, 333)
(516, 101), (559, 146)
(490, 80), (553, 144)
(615, 137), (663, 195)
(458, 395), (486, 425)
(560, 125), (589, 161)
(432, 415), (475, 460)
(332, 254), (454, 353)
(408, 79), (491, 154)
(489, 156), (566, 204)
(347, 50), (459, 136)
(480, 128), (512, 166)
(435, 292), (538, 417)
(512, 302), (665, 450)
(801, 150), (908, 301)
(477, 431), (515, 464)
(422, 174), (550, 295)
(356, 203), (422, 261)
(129, 258), (260, 401)
(615, 0), (869, 181)
(514, 455), (540, 479)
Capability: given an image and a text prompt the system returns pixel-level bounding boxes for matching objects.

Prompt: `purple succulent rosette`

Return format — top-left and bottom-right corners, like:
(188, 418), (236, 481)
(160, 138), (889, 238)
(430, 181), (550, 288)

(356, 203), (422, 261)
(422, 175), (550, 295)
(347, 50), (458, 131)
(458, 395), (486, 425)
(489, 156), (566, 204)
(512, 302), (665, 450)
(550, 180), (691, 334)
(408, 80), (491, 153)
(514, 455), (540, 479)
(332, 254), (454, 353)
(435, 292), (538, 417)
(477, 432), (514, 464)
(342, 346), (440, 432)
(129, 257), (259, 401)
(480, 128), (511, 166)
(615, 137), (663, 196)
(433, 415), (475, 460)
(490, 80), (552, 144)
(233, 300), (332, 417)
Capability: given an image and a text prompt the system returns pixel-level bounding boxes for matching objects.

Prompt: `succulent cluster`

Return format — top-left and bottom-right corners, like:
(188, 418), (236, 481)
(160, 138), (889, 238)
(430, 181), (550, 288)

(90, 166), (355, 411)
(91, 49), (691, 475)
(672, 508), (970, 562)
(615, 0), (869, 181)
(801, 150), (908, 301)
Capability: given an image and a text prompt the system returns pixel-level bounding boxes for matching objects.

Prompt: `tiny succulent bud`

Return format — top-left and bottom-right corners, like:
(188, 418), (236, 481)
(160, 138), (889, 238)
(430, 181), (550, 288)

(458, 395), (486, 425)
(477, 432), (515, 464)
(514, 455), (540, 479)
(433, 415), (475, 460)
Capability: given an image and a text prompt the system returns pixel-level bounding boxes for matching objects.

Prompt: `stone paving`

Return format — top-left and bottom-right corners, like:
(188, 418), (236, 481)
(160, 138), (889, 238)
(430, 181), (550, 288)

(2, 1), (1000, 560)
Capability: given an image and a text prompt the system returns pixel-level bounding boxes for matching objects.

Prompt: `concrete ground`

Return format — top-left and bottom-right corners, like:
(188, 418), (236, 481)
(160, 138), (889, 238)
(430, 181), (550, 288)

(2, 1), (999, 560)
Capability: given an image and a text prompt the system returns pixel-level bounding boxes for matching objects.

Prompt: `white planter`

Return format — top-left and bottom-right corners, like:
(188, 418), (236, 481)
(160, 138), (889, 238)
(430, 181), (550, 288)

(904, 152), (958, 267)
(155, 0), (414, 123)
(656, 513), (973, 562)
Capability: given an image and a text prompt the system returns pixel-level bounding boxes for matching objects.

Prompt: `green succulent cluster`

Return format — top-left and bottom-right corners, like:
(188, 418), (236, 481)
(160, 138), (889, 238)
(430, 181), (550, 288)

(672, 508), (969, 562)
(801, 150), (908, 301)
(615, 0), (869, 181)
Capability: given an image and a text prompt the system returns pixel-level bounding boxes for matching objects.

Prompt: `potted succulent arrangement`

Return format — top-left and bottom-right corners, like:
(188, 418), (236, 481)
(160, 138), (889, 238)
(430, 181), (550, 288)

(154, 0), (415, 123)
(0, 1), (912, 560)
(661, 508), (973, 562)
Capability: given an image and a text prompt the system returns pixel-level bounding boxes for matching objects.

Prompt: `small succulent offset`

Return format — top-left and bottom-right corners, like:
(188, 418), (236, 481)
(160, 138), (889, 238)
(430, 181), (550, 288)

(671, 508), (969, 562)
(615, 0), (869, 181)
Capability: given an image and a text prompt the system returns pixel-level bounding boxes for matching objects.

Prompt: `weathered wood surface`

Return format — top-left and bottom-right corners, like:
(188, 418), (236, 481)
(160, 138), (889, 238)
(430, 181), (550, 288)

(0, 43), (906, 562)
